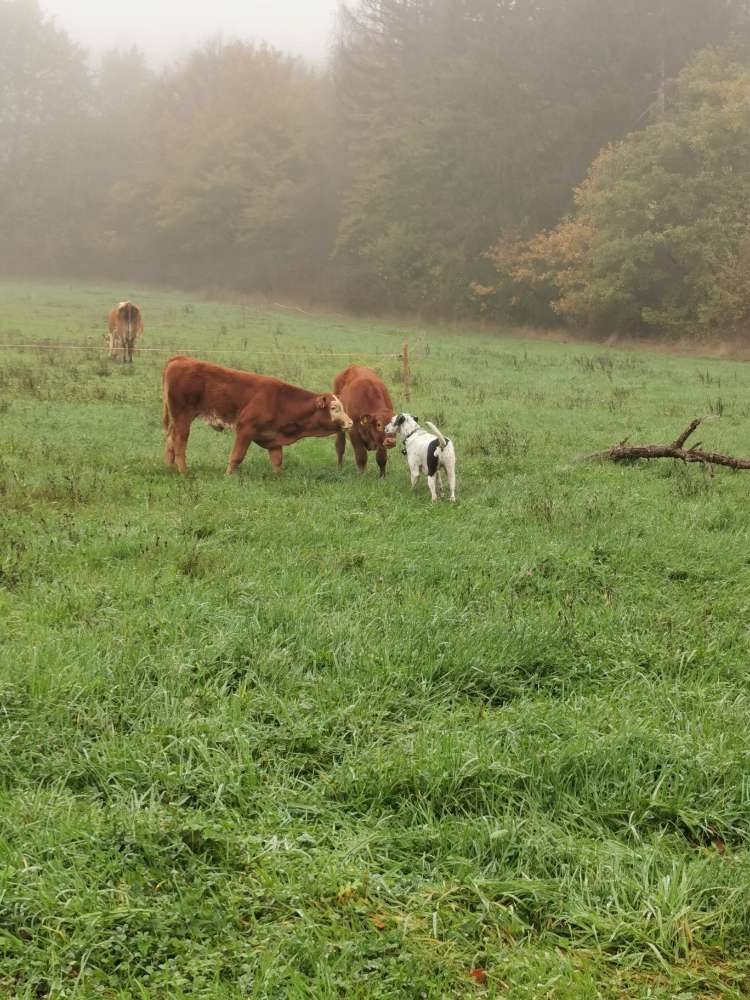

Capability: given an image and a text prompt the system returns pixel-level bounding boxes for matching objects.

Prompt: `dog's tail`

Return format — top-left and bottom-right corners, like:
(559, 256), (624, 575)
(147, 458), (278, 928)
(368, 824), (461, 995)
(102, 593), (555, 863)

(426, 421), (448, 450)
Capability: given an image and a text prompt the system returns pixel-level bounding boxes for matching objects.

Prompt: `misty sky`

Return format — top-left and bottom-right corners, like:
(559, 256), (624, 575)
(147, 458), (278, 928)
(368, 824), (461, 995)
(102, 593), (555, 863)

(41, 0), (341, 64)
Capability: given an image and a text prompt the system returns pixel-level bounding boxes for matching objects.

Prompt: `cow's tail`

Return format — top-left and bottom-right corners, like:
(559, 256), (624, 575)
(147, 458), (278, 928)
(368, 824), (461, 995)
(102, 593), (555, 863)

(426, 421), (448, 450)
(162, 364), (172, 431)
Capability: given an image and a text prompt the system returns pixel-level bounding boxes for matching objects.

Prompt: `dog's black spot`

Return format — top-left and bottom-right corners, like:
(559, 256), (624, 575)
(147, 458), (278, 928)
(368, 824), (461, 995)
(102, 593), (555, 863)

(426, 436), (450, 476)
(395, 414), (405, 427)
(427, 438), (440, 476)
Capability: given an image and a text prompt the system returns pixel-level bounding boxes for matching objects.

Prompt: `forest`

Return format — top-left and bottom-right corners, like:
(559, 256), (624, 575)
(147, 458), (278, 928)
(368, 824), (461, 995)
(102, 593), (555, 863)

(2, 0), (750, 339)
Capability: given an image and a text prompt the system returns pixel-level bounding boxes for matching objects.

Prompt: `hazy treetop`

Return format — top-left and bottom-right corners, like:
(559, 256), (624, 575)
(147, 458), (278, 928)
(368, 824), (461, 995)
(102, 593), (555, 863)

(40, 0), (340, 64)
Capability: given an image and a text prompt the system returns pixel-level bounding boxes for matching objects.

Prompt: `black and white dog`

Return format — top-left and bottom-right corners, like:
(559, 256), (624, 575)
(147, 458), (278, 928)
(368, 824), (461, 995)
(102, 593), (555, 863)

(384, 413), (456, 502)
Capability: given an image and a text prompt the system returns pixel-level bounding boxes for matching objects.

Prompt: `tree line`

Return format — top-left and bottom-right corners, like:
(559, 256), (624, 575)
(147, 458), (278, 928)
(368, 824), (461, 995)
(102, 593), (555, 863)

(2, 0), (749, 338)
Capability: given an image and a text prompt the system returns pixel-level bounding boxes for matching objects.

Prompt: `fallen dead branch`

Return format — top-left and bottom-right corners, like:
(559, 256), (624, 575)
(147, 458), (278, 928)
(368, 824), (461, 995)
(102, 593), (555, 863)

(587, 418), (750, 471)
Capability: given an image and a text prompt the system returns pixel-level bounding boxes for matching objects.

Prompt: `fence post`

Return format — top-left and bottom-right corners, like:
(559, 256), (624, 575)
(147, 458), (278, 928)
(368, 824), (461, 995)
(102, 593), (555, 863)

(402, 341), (411, 403)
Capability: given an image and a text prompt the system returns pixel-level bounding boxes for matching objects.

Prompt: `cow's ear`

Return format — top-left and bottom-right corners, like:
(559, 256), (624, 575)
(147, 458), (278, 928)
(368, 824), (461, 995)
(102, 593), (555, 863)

(360, 415), (369, 425)
(316, 393), (330, 410)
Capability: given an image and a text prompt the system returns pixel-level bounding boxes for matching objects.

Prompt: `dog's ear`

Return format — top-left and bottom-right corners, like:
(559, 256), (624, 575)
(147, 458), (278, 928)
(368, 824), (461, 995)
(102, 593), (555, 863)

(395, 414), (405, 426)
(413, 415), (419, 421)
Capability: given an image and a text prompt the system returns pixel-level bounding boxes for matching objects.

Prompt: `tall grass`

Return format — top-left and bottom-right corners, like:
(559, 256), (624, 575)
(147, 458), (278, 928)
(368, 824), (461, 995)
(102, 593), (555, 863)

(1, 281), (750, 997)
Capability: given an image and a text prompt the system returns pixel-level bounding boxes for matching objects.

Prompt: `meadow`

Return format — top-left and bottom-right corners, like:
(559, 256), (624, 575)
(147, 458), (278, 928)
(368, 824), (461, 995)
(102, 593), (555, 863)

(1, 280), (750, 998)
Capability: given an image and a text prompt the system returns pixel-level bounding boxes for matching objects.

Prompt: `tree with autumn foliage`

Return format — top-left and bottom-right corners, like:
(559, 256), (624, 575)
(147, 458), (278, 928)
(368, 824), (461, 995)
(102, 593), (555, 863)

(334, 0), (750, 317)
(482, 47), (750, 339)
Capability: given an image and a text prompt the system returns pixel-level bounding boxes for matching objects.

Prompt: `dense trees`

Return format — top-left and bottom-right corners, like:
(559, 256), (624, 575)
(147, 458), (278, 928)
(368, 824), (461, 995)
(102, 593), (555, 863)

(333, 0), (750, 317)
(482, 48), (750, 338)
(0, 0), (94, 274)
(0, 2), (339, 296)
(99, 43), (340, 295)
(1, 0), (749, 336)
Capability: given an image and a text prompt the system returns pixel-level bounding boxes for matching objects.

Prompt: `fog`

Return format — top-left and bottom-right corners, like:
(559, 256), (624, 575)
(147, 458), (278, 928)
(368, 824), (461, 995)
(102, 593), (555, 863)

(41, 0), (340, 63)
(3, 0), (749, 338)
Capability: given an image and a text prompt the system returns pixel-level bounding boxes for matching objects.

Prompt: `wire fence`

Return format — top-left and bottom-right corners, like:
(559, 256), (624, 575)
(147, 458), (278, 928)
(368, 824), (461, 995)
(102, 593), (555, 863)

(0, 342), (404, 360)
(0, 340), (416, 397)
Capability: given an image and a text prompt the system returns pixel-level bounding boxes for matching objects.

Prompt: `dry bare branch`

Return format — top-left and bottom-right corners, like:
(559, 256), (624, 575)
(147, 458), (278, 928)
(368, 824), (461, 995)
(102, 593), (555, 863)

(587, 418), (750, 471)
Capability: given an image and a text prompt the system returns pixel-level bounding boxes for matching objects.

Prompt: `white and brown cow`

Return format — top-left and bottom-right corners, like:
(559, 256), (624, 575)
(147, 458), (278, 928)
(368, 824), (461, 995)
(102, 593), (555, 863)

(107, 301), (143, 362)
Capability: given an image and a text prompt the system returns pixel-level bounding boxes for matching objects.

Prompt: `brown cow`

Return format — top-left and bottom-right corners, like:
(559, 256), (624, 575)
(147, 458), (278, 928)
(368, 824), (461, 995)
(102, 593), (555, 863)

(333, 364), (396, 477)
(162, 355), (353, 475)
(107, 301), (143, 362)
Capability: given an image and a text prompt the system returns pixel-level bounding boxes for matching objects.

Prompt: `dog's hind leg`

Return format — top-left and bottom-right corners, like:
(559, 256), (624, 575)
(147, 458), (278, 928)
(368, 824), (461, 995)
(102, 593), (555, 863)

(444, 455), (456, 502)
(427, 473), (439, 502)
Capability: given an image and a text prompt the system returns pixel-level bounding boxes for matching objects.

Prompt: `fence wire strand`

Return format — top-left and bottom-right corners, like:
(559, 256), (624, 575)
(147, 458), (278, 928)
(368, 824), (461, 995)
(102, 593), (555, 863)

(0, 343), (403, 360)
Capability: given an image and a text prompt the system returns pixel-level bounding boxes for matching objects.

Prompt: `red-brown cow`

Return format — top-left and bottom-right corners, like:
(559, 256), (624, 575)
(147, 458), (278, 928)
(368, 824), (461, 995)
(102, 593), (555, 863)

(107, 301), (143, 362)
(162, 356), (352, 475)
(333, 364), (396, 477)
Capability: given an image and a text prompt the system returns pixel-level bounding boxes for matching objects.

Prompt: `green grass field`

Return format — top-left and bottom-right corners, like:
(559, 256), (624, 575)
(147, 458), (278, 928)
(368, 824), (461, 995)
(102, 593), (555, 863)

(1, 280), (750, 998)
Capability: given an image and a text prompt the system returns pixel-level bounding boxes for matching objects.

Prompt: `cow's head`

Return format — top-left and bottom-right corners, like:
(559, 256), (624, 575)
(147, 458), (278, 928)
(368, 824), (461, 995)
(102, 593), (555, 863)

(316, 393), (353, 431)
(357, 413), (397, 451)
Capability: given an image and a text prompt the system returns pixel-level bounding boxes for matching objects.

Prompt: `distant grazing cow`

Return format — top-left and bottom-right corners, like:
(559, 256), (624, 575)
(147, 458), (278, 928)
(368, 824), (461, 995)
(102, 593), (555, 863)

(333, 364), (396, 476)
(162, 355), (353, 475)
(107, 301), (143, 362)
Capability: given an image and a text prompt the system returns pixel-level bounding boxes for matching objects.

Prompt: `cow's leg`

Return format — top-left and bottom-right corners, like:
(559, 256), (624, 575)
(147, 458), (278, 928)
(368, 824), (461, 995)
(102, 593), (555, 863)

(164, 425), (176, 466)
(226, 427), (254, 475)
(335, 431), (346, 468)
(352, 441), (368, 474)
(172, 417), (192, 473)
(346, 427), (367, 473)
(268, 447), (283, 475)
(375, 446), (388, 478)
